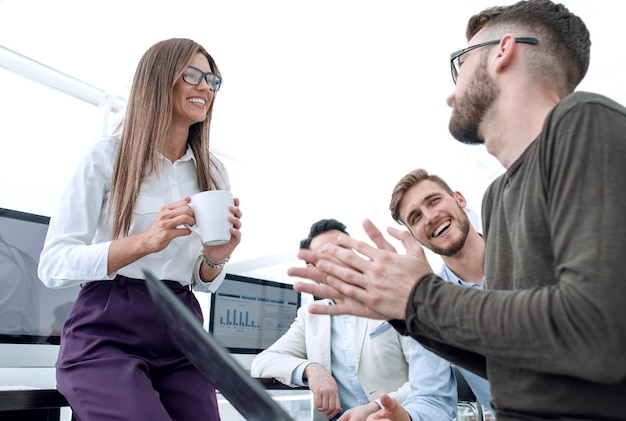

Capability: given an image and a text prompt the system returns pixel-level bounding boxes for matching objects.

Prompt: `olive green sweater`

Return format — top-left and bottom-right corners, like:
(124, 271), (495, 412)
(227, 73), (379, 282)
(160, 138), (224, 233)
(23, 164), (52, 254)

(392, 92), (626, 420)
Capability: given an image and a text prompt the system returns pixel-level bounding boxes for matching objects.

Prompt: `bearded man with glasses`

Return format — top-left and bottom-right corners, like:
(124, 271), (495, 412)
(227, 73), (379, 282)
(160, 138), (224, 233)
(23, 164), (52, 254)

(289, 1), (626, 420)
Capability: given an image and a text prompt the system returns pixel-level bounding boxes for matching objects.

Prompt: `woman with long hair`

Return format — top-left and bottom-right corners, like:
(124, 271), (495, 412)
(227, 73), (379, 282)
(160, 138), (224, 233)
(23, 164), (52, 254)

(38, 38), (242, 420)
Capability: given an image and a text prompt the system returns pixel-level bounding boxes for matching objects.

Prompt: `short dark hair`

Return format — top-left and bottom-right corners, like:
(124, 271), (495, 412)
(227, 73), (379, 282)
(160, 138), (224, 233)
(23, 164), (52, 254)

(467, 0), (590, 96)
(300, 219), (349, 249)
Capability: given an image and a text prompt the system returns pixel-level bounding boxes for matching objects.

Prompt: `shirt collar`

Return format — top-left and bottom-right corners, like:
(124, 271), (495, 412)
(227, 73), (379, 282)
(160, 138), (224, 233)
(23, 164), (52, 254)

(180, 146), (196, 164)
(157, 145), (197, 166)
(439, 263), (485, 290)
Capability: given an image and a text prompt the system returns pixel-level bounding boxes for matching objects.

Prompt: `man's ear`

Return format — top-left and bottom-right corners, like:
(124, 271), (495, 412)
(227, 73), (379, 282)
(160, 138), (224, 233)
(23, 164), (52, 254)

(454, 191), (467, 209)
(494, 34), (517, 74)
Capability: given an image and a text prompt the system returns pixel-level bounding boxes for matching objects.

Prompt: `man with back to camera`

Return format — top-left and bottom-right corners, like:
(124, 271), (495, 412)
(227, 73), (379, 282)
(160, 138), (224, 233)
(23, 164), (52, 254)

(252, 218), (416, 421)
(366, 168), (494, 420)
(288, 0), (626, 419)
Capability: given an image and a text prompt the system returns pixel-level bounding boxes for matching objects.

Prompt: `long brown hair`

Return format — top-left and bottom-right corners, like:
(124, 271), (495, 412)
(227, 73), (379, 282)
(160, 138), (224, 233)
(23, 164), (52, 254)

(109, 38), (225, 238)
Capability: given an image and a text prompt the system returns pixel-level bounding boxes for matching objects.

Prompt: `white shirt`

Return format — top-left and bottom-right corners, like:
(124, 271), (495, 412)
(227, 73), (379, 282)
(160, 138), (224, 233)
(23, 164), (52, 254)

(38, 136), (228, 293)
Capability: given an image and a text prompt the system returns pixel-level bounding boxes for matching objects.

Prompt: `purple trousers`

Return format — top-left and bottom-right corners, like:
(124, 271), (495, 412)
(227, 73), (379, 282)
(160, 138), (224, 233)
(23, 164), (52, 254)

(56, 275), (220, 420)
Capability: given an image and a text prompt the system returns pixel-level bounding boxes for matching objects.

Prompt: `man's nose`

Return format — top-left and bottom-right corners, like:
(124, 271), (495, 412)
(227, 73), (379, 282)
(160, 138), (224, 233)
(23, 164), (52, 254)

(422, 208), (437, 226)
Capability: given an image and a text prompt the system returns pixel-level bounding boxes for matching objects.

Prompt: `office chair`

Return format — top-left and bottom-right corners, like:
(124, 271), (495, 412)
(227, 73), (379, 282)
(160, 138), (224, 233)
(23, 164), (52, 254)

(453, 366), (485, 421)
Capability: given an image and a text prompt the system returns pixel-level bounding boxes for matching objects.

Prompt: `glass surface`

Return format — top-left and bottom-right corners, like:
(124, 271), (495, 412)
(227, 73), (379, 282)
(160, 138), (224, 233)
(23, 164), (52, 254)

(182, 66), (222, 91)
(0, 208), (81, 344)
(208, 273), (301, 354)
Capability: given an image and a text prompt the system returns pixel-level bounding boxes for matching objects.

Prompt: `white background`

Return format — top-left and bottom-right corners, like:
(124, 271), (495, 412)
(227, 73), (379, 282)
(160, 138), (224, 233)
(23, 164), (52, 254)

(1, 0), (624, 279)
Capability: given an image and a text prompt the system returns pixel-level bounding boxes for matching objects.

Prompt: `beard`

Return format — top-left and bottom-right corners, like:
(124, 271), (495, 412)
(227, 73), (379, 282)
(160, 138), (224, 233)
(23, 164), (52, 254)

(448, 56), (499, 146)
(428, 213), (471, 257)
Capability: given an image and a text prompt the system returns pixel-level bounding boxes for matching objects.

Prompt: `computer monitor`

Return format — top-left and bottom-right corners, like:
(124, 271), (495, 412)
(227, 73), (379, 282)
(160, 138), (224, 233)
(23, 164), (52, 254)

(0, 208), (81, 387)
(208, 273), (301, 355)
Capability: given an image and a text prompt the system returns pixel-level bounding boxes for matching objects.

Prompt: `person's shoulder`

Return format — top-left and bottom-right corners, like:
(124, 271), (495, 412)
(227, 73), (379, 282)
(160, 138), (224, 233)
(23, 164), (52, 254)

(555, 91), (626, 117)
(483, 171), (507, 203)
(71, 135), (118, 172)
(85, 135), (120, 158)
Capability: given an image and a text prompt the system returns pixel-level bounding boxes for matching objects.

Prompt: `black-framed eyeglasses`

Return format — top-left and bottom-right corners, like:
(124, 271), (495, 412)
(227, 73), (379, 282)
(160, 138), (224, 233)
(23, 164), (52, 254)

(182, 66), (222, 92)
(450, 37), (538, 84)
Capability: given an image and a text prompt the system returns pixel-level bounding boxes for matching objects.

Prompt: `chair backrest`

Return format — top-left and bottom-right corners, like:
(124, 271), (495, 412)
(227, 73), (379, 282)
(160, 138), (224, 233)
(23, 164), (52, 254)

(452, 366), (485, 421)
(452, 366), (477, 402)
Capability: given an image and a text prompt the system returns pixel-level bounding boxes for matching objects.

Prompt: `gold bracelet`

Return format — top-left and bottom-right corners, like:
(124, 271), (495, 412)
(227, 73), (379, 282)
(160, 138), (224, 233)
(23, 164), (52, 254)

(202, 254), (230, 269)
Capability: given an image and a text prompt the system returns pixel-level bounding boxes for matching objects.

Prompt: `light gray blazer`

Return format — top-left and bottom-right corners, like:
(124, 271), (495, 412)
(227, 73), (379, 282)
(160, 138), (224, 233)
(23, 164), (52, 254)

(251, 300), (411, 420)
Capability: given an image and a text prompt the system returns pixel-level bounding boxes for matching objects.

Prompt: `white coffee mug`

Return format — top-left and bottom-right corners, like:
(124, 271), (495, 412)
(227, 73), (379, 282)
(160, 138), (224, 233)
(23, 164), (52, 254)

(186, 190), (234, 246)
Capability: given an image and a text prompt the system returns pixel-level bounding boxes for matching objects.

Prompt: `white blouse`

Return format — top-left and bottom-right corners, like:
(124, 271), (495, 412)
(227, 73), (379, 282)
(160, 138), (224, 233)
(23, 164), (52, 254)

(38, 135), (229, 293)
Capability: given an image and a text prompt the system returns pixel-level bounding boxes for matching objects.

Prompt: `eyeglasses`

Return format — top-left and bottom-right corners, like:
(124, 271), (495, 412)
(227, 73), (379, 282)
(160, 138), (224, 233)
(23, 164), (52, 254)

(450, 37), (538, 84)
(181, 66), (222, 92)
